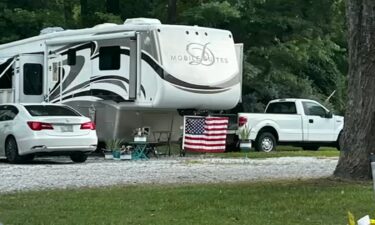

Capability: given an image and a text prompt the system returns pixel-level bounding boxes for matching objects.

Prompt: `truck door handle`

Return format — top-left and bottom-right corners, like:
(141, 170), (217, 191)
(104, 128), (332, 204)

(309, 119), (314, 123)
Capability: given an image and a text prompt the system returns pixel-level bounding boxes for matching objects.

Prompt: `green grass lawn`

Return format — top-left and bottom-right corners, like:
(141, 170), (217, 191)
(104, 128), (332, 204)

(0, 179), (373, 225)
(197, 147), (339, 159)
(164, 144), (340, 159)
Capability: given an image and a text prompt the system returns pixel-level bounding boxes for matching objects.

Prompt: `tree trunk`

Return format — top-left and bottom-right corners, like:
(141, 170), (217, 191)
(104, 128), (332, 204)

(334, 0), (375, 180)
(106, 0), (120, 14)
(167, 0), (177, 24)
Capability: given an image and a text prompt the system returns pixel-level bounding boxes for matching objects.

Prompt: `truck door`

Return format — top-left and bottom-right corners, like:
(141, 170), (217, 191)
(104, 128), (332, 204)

(15, 54), (44, 103)
(302, 101), (335, 142)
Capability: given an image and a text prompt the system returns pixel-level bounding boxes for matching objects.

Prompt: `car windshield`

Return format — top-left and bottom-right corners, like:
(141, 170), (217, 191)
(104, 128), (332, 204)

(24, 105), (81, 117)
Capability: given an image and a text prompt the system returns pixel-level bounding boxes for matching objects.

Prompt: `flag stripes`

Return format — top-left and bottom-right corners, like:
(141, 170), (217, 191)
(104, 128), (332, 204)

(183, 116), (228, 153)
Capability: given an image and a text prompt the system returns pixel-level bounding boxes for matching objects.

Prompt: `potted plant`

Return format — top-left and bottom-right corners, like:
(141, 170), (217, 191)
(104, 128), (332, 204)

(104, 139), (124, 160)
(238, 125), (252, 151)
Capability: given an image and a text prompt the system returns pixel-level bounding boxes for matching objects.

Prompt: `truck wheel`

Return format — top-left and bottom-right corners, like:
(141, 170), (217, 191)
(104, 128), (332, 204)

(302, 146), (320, 151)
(255, 132), (276, 152)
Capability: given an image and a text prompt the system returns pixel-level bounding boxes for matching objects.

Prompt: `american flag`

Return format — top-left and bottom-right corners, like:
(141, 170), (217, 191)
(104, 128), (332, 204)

(183, 116), (229, 153)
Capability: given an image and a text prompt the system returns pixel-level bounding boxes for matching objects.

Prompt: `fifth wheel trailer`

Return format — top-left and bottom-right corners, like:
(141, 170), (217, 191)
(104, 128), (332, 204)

(0, 18), (243, 143)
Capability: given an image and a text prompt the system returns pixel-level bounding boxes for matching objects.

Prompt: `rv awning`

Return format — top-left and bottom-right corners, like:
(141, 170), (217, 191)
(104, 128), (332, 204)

(45, 31), (137, 46)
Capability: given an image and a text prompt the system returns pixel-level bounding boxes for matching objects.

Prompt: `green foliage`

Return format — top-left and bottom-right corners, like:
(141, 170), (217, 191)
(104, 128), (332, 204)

(238, 125), (250, 140)
(181, 1), (240, 27)
(0, 0), (348, 114)
(105, 139), (124, 151)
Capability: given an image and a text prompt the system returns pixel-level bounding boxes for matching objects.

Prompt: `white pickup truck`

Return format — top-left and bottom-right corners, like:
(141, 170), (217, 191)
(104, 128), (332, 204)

(238, 99), (344, 152)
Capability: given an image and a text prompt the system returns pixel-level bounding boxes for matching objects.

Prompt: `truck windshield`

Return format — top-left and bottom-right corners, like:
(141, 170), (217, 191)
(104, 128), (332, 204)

(266, 102), (297, 114)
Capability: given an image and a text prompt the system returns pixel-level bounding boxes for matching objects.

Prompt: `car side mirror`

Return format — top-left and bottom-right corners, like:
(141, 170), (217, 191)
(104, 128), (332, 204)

(325, 111), (333, 118)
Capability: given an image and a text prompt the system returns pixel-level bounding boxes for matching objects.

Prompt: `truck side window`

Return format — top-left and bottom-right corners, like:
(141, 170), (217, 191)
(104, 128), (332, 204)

(266, 102), (297, 114)
(302, 102), (326, 117)
(99, 46), (120, 70)
(24, 63), (43, 95)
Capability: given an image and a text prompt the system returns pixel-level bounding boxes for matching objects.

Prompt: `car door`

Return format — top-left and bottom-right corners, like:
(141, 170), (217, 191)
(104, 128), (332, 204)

(302, 101), (335, 142)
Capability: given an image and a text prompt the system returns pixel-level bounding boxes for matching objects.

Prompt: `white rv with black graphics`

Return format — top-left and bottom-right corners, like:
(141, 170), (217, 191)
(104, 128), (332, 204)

(0, 18), (243, 143)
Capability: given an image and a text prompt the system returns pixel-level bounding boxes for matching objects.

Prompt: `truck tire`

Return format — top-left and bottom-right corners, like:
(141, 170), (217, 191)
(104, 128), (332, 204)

(255, 132), (276, 152)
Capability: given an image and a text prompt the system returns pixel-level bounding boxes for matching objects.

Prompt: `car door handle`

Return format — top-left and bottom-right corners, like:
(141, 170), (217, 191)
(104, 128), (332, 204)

(309, 119), (314, 123)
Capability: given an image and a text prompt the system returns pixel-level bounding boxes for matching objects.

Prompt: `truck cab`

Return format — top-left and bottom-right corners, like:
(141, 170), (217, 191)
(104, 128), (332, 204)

(238, 98), (344, 152)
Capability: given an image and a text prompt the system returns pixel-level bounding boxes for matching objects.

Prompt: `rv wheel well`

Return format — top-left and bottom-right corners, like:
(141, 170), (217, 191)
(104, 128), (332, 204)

(256, 126), (279, 142)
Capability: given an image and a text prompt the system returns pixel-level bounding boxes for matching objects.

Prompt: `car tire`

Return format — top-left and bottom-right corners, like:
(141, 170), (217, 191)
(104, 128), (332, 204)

(302, 146), (320, 151)
(255, 132), (276, 152)
(70, 152), (88, 163)
(5, 136), (25, 164)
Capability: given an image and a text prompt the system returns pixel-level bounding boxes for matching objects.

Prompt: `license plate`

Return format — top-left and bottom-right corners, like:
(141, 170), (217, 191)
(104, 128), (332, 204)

(60, 125), (73, 132)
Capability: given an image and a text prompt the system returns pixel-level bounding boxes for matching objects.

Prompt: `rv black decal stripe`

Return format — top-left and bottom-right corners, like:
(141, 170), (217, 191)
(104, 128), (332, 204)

(89, 75), (146, 97)
(106, 49), (223, 90)
(62, 56), (85, 90)
(56, 75), (145, 101)
(60, 89), (127, 103)
(50, 55), (85, 101)
(55, 42), (96, 57)
(92, 80), (128, 93)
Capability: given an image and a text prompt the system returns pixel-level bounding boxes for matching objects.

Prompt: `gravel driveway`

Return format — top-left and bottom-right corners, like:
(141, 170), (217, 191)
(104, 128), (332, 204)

(0, 156), (338, 193)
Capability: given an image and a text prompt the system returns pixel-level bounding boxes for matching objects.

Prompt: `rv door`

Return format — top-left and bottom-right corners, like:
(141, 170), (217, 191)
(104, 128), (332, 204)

(47, 54), (63, 102)
(14, 54), (44, 103)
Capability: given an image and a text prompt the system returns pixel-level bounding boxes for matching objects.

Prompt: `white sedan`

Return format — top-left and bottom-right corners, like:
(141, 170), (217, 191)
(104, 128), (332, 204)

(0, 103), (98, 163)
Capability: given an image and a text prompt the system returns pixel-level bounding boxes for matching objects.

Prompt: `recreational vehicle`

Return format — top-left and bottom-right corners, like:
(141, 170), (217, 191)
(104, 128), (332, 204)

(0, 18), (243, 144)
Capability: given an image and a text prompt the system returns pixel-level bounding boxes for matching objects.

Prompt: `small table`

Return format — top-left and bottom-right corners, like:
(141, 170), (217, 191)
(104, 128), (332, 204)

(128, 141), (159, 160)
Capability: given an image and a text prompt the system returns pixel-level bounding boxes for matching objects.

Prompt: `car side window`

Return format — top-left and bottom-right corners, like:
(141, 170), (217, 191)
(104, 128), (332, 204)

(266, 102), (297, 114)
(0, 105), (19, 121)
(302, 102), (326, 117)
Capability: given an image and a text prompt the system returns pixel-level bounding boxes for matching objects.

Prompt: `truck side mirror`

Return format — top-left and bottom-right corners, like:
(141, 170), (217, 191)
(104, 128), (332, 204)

(326, 111), (333, 118)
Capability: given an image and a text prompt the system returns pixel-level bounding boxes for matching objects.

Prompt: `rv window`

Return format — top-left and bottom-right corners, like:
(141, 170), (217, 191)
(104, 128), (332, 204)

(24, 63), (43, 95)
(99, 46), (120, 70)
(67, 50), (76, 66)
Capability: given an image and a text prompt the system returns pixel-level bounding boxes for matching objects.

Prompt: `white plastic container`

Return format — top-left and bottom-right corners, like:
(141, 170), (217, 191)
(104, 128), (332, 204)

(134, 136), (147, 142)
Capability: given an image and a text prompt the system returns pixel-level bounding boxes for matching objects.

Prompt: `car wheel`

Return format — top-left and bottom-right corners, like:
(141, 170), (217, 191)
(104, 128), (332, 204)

(255, 132), (276, 152)
(70, 152), (88, 163)
(302, 146), (320, 151)
(5, 136), (24, 164)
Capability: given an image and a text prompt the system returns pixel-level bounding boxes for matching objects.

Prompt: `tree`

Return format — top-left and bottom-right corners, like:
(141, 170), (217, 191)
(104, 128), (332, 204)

(106, 0), (120, 15)
(167, 0), (177, 24)
(334, 0), (375, 180)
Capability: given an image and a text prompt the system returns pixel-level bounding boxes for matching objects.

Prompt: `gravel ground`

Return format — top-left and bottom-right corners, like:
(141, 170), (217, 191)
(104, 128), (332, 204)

(0, 156), (338, 193)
